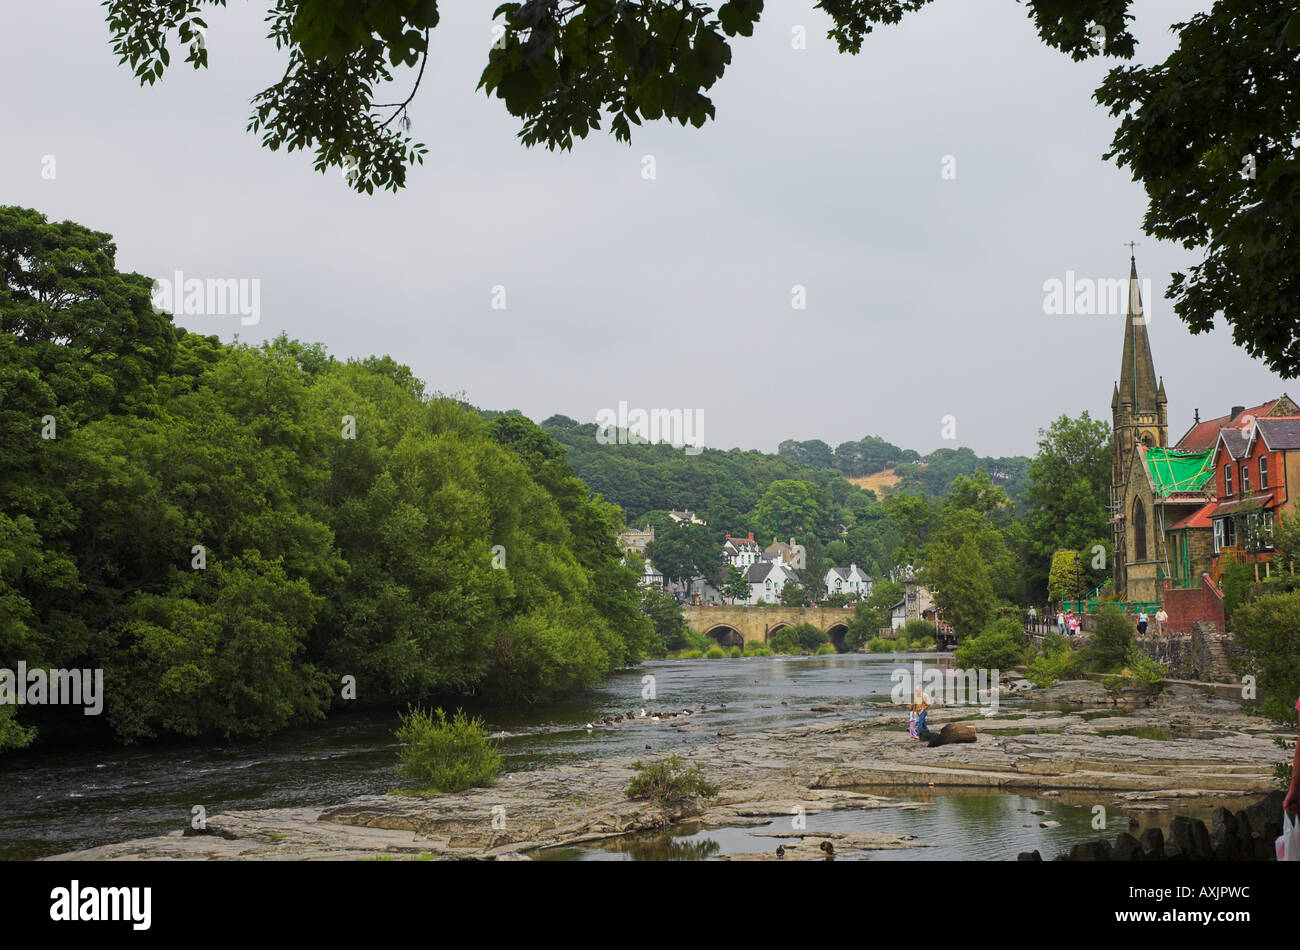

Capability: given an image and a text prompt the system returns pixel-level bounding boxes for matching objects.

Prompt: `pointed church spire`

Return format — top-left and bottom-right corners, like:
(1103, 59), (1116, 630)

(1118, 254), (1158, 413)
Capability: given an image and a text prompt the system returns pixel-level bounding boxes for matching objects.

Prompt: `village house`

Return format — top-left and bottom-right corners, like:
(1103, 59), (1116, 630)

(1203, 414), (1300, 579)
(825, 564), (872, 600)
(668, 509), (707, 525)
(763, 537), (803, 567)
(744, 559), (800, 605)
(639, 560), (664, 590)
(722, 532), (763, 568)
(889, 581), (935, 629)
(617, 524), (654, 554)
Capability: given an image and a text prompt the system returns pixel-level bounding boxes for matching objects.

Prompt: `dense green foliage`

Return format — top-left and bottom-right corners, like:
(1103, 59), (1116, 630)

(1231, 592), (1300, 729)
(625, 754), (719, 803)
(394, 706), (502, 793)
(953, 615), (1027, 670)
(1088, 602), (1136, 672)
(0, 207), (654, 746)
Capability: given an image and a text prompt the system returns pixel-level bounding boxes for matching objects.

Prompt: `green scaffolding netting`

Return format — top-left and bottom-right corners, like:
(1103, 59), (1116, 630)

(1144, 446), (1213, 495)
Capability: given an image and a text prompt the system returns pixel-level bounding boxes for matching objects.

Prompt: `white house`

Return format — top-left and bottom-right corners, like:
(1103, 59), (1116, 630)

(825, 564), (872, 600)
(722, 532), (763, 569)
(745, 560), (799, 605)
(668, 509), (707, 525)
(640, 561), (664, 590)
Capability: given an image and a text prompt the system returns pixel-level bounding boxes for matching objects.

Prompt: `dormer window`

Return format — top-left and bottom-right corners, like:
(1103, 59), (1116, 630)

(1224, 463), (1233, 496)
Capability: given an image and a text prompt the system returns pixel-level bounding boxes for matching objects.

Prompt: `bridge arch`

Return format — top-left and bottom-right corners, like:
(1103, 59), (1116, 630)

(824, 621), (849, 653)
(701, 624), (745, 649)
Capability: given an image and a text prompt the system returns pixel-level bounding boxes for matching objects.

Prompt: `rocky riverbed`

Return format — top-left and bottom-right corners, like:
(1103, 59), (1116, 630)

(47, 681), (1289, 861)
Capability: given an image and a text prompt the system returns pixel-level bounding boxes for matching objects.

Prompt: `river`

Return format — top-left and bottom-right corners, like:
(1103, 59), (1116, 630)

(0, 653), (1249, 860)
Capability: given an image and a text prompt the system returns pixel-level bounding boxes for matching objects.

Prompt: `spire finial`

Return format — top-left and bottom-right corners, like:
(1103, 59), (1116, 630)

(1125, 240), (1140, 259)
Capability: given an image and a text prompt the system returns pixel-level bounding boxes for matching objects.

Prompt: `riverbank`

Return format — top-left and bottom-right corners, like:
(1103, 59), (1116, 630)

(47, 680), (1287, 861)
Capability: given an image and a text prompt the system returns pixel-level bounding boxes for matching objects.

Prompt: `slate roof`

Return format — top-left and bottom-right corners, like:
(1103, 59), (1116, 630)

(1257, 418), (1300, 451)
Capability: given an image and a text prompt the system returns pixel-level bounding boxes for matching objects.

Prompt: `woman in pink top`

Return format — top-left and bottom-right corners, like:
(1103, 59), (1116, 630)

(1286, 694), (1300, 816)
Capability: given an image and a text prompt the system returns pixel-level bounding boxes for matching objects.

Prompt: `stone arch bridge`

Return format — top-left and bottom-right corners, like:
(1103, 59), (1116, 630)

(681, 605), (859, 651)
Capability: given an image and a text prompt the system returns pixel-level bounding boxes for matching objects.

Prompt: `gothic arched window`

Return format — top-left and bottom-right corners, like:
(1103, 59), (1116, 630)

(1133, 500), (1148, 561)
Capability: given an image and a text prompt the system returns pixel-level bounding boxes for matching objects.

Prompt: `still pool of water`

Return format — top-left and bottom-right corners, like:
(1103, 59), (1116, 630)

(535, 790), (1265, 861)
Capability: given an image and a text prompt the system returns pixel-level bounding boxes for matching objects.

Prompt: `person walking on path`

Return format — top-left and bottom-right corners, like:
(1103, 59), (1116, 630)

(1027, 605), (1037, 632)
(1067, 612), (1080, 637)
(1137, 609), (1149, 636)
(1155, 607), (1168, 637)
(1056, 609), (1066, 636)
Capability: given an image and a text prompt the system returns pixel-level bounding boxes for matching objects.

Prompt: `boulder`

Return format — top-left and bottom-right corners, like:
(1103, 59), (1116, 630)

(1211, 806), (1251, 861)
(1111, 832), (1143, 861)
(1068, 839), (1112, 861)
(1017, 850), (1042, 861)
(1166, 816), (1213, 861)
(1240, 790), (1284, 859)
(1139, 827), (1166, 860)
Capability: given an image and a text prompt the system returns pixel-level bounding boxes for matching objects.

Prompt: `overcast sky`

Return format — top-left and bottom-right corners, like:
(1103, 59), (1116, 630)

(2, 0), (1289, 458)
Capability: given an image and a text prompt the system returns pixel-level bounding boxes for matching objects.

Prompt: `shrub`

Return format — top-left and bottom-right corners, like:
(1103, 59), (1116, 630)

(728, 646), (742, 658)
(902, 619), (937, 646)
(1231, 591), (1300, 728)
(625, 755), (719, 803)
(1125, 645), (1166, 697)
(743, 645), (773, 657)
(395, 707), (501, 794)
(815, 644), (836, 655)
(788, 622), (828, 651)
(866, 636), (897, 653)
(768, 628), (799, 654)
(677, 648), (703, 659)
(1088, 602), (1134, 672)
(954, 631), (1022, 670)
(705, 645), (726, 658)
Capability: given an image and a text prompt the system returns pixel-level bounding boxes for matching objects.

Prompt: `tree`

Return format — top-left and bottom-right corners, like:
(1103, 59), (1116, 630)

(1048, 550), (1084, 605)
(97, 1), (1135, 192)
(721, 565), (749, 604)
(1023, 413), (1112, 599)
(924, 537), (993, 640)
(1089, 602), (1135, 672)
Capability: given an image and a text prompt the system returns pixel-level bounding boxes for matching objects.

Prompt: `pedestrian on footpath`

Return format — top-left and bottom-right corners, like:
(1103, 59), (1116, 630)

(1056, 609), (1066, 636)
(1155, 607), (1168, 637)
(1137, 609), (1149, 636)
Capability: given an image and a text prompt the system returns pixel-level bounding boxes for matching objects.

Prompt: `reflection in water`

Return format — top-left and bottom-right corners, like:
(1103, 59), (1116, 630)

(544, 789), (1265, 861)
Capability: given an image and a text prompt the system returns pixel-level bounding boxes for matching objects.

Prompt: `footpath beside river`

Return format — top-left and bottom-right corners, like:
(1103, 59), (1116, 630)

(49, 680), (1286, 861)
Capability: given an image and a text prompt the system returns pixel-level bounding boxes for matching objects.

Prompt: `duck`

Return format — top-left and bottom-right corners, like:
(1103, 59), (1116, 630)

(585, 723), (594, 731)
(775, 845), (786, 858)
(819, 840), (835, 855)
(639, 708), (647, 718)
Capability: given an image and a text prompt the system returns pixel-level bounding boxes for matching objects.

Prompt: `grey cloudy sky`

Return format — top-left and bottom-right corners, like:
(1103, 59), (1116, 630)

(2, 0), (1289, 458)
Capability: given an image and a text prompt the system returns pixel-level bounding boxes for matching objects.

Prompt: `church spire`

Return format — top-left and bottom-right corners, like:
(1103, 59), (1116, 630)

(1118, 254), (1158, 413)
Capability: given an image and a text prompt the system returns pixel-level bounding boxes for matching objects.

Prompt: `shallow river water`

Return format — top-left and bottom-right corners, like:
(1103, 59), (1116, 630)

(0, 653), (1246, 860)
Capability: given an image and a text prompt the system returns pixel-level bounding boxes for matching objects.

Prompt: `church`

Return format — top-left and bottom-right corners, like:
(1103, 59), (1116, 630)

(1109, 256), (1299, 603)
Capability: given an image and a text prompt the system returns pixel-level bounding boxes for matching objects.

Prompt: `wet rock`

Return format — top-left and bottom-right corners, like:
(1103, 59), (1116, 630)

(1068, 839), (1112, 861)
(1165, 817), (1213, 861)
(1140, 827), (1166, 860)
(1017, 850), (1042, 861)
(1111, 832), (1142, 861)
(1040, 820), (1060, 828)
(1211, 806), (1250, 861)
